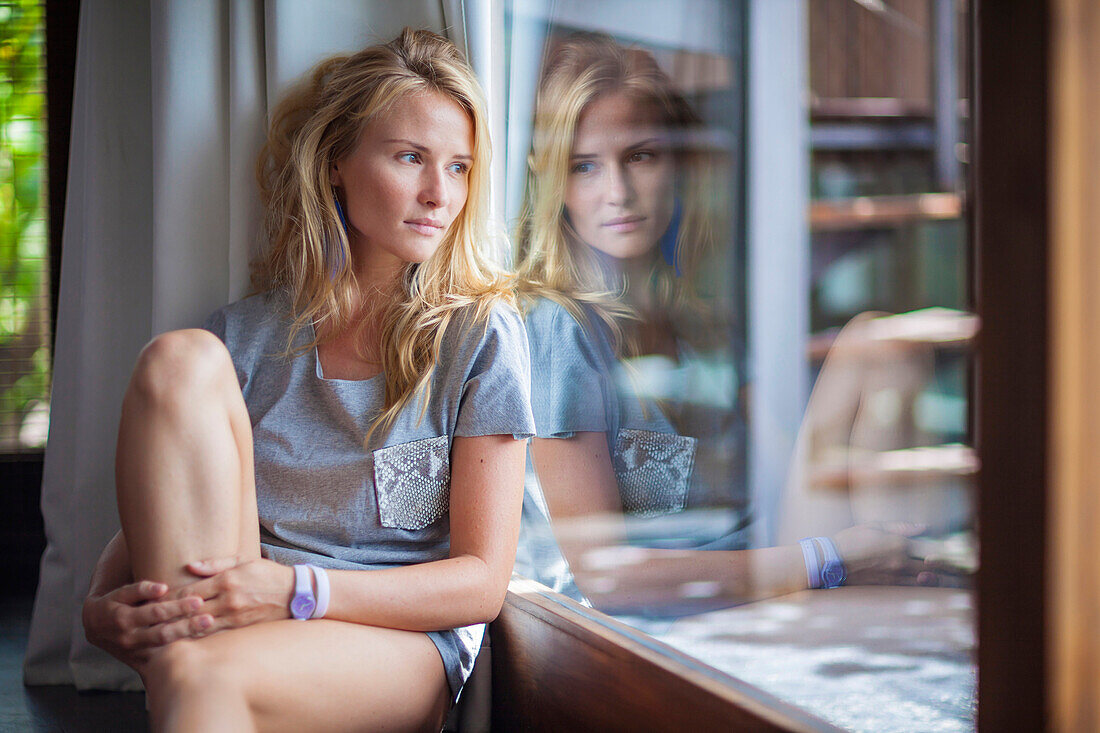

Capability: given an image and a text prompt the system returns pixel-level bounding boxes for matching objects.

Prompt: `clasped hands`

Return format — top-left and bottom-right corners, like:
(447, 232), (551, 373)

(82, 556), (294, 669)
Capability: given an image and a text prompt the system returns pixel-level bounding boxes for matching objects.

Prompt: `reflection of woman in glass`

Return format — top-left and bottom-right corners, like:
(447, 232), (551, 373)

(515, 32), (929, 613)
(79, 30), (533, 730)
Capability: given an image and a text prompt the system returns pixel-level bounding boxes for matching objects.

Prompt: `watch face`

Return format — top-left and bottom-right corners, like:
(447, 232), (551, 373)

(291, 595), (316, 618)
(822, 562), (846, 588)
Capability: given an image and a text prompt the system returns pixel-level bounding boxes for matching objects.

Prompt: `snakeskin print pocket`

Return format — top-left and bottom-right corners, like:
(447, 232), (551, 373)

(613, 428), (697, 516)
(372, 435), (451, 530)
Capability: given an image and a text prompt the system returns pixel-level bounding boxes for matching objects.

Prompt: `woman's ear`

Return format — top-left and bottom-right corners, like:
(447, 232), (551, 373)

(329, 162), (341, 187)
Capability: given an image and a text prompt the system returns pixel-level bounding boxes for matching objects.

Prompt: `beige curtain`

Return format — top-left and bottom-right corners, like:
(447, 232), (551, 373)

(23, 0), (463, 691)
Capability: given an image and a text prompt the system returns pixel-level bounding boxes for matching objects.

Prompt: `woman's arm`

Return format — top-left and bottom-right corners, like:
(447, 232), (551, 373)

(328, 432), (527, 627)
(530, 432), (804, 609)
(176, 433), (528, 633)
(528, 433), (931, 613)
(82, 531), (209, 667)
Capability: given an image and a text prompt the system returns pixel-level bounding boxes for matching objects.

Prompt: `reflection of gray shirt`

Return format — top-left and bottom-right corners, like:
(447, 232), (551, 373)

(203, 292), (535, 700)
(523, 297), (696, 512)
(516, 297), (700, 599)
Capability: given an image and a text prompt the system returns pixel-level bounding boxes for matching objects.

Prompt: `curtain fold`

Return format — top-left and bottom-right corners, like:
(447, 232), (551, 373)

(25, 0), (448, 690)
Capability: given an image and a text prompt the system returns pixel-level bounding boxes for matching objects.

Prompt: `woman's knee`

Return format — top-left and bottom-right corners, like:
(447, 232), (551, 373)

(127, 329), (236, 408)
(144, 639), (246, 701)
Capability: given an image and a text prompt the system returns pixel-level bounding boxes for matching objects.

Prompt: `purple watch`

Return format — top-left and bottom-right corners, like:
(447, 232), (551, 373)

(290, 564), (316, 620)
(799, 536), (847, 589)
(814, 537), (847, 589)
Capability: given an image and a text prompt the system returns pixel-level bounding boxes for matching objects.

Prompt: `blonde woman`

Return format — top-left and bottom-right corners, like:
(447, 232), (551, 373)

(514, 33), (940, 614)
(81, 29), (534, 732)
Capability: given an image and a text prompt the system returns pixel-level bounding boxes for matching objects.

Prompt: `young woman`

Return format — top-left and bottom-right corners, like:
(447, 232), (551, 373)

(81, 29), (534, 732)
(513, 32), (942, 614)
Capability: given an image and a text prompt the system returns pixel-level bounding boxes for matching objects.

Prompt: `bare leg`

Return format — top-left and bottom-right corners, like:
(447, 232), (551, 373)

(115, 329), (450, 732)
(116, 328), (259, 589)
(142, 620), (450, 733)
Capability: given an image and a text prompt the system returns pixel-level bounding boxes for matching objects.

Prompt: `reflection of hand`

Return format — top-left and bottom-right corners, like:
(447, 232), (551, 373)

(82, 581), (207, 670)
(170, 556), (296, 635)
(832, 523), (970, 588)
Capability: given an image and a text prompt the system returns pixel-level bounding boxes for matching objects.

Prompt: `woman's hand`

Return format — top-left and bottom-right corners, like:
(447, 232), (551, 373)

(171, 556), (296, 635)
(832, 522), (969, 587)
(82, 581), (208, 669)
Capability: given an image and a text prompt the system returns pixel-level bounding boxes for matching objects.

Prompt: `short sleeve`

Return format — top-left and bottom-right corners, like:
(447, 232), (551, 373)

(202, 307), (227, 342)
(198, 296), (274, 392)
(453, 304), (536, 439)
(525, 299), (610, 438)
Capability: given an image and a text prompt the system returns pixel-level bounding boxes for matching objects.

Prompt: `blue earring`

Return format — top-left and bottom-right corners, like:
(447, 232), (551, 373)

(329, 191), (349, 277)
(334, 194), (350, 236)
(659, 198), (683, 276)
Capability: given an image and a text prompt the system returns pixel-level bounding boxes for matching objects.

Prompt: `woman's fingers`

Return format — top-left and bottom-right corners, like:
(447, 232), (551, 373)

(186, 555), (243, 576)
(170, 570), (233, 601)
(110, 580), (169, 605)
(878, 521), (927, 537)
(131, 594), (204, 628)
(128, 613), (213, 649)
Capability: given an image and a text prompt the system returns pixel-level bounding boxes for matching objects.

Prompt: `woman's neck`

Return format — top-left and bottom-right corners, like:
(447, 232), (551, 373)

(595, 247), (660, 312)
(314, 286), (394, 381)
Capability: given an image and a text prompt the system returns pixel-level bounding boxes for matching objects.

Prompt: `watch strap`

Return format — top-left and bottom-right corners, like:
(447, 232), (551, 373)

(798, 538), (821, 589)
(307, 564), (330, 619)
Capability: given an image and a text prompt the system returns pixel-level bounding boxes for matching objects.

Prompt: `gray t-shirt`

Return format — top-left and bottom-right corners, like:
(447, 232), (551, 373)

(203, 291), (535, 700)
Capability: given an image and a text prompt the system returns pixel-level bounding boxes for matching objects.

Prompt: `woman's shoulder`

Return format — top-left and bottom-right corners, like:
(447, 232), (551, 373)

(482, 298), (526, 339)
(522, 294), (610, 359)
(446, 297), (527, 356)
(202, 291), (290, 349)
(523, 294), (589, 336)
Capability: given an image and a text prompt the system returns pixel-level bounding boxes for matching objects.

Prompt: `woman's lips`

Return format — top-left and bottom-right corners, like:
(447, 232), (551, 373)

(404, 218), (444, 236)
(603, 215), (645, 234)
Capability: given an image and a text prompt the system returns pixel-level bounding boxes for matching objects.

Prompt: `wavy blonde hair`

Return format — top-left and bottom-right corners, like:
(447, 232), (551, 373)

(514, 32), (725, 354)
(253, 28), (512, 438)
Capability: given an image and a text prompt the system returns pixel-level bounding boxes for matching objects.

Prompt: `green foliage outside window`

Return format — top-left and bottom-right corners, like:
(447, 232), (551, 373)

(0, 0), (48, 450)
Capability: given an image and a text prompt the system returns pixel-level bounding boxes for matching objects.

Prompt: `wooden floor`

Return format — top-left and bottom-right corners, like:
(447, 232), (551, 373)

(1, 595), (148, 732)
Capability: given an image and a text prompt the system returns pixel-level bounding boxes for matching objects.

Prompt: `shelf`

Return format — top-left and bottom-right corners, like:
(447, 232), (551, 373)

(810, 192), (963, 232)
(810, 96), (934, 120)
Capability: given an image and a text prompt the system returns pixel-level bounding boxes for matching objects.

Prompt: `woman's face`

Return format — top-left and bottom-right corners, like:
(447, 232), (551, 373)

(331, 91), (474, 272)
(563, 92), (675, 261)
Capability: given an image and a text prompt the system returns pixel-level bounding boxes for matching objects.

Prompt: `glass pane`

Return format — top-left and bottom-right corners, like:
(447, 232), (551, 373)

(505, 0), (975, 730)
(0, 0), (48, 452)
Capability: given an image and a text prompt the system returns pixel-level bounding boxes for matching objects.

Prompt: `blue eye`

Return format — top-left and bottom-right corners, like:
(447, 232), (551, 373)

(399, 152), (420, 164)
(628, 151), (654, 163)
(447, 162), (469, 175)
(571, 161), (596, 175)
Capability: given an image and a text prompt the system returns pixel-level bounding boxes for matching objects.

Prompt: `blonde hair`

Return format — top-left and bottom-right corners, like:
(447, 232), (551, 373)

(253, 28), (512, 439)
(514, 32), (725, 354)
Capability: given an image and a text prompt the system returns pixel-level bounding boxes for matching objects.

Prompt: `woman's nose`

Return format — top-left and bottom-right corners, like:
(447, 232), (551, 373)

(419, 167), (450, 209)
(605, 164), (635, 206)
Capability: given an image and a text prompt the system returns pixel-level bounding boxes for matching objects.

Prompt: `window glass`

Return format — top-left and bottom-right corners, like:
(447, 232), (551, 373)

(0, 0), (48, 452)
(505, 0), (975, 730)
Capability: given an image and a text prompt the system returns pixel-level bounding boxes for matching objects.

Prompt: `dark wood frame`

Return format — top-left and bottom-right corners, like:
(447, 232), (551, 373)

(974, 1), (1048, 730)
(491, 579), (841, 732)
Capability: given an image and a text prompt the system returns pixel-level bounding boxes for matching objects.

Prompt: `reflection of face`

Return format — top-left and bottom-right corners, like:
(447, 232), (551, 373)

(331, 91), (473, 271)
(564, 92), (675, 261)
